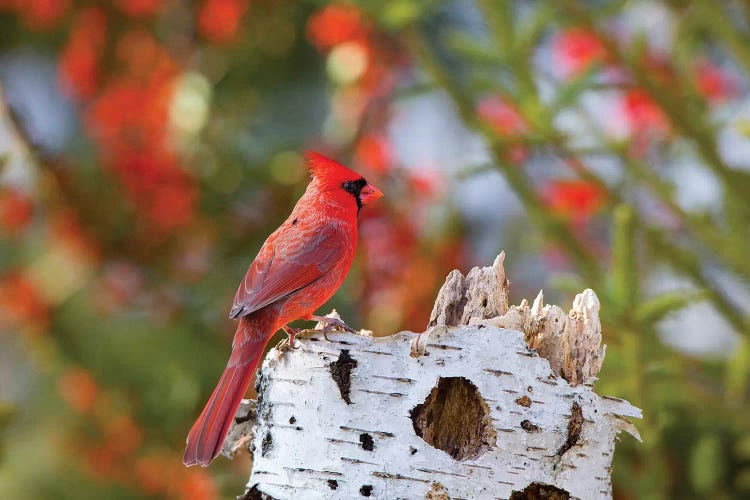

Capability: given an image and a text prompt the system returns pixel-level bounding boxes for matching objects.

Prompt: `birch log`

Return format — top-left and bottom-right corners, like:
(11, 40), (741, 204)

(224, 253), (641, 500)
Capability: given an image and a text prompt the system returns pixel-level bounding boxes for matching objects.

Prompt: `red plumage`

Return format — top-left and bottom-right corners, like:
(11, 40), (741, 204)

(183, 152), (382, 466)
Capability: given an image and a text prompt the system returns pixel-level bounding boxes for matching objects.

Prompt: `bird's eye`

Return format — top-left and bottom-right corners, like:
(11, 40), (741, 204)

(342, 178), (367, 198)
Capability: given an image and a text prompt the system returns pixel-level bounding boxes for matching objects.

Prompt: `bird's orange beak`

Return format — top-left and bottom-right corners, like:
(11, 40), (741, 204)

(359, 183), (383, 205)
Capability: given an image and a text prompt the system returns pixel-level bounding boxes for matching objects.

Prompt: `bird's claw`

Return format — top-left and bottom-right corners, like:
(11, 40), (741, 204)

(280, 316), (355, 349)
(275, 336), (311, 357)
(282, 325), (305, 350)
(310, 315), (356, 342)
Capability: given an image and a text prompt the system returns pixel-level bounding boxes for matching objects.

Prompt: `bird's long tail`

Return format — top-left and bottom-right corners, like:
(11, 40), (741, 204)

(183, 316), (271, 467)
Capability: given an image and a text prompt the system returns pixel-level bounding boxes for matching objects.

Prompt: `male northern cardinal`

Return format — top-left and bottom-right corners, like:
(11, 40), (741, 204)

(183, 152), (383, 466)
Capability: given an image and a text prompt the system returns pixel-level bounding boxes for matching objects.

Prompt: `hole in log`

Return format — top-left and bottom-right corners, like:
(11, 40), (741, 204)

(557, 402), (583, 456)
(509, 483), (570, 500)
(521, 420), (540, 433)
(241, 484), (278, 500)
(359, 433), (374, 451)
(327, 480), (338, 490)
(359, 484), (373, 496)
(410, 376), (496, 461)
(329, 349), (357, 404)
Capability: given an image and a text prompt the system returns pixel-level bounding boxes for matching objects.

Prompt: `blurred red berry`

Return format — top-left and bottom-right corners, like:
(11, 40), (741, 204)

(134, 452), (185, 496)
(86, 75), (176, 153)
(408, 170), (443, 198)
(86, 80), (149, 149)
(0, 273), (47, 332)
(106, 152), (197, 230)
(198, 0), (249, 44)
(355, 134), (392, 174)
(148, 181), (197, 231)
(0, 189), (33, 235)
(83, 444), (120, 481)
(553, 27), (607, 78)
(58, 368), (99, 413)
(134, 455), (168, 495)
(116, 30), (162, 79)
(20, 0), (70, 30)
(306, 4), (366, 52)
(59, 41), (99, 98)
(111, 152), (170, 194)
(478, 96), (525, 136)
(696, 61), (737, 103)
(621, 89), (669, 136)
(477, 95), (528, 164)
(104, 415), (143, 456)
(180, 470), (219, 500)
(543, 180), (606, 224)
(58, 7), (107, 98)
(69, 7), (107, 50)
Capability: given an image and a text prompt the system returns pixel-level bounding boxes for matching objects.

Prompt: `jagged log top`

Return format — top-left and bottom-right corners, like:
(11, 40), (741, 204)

(426, 251), (605, 386)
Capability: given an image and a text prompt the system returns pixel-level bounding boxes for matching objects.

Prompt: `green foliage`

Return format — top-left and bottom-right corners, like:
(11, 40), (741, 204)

(634, 291), (706, 326)
(690, 433), (725, 495)
(0, 402), (15, 463)
(612, 204), (638, 316)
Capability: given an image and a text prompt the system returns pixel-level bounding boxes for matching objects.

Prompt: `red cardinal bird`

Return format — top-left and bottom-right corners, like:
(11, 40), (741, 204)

(183, 152), (383, 467)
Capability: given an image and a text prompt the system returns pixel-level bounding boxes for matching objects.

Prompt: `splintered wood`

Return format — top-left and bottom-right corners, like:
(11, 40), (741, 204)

(427, 251), (604, 386)
(228, 253), (641, 499)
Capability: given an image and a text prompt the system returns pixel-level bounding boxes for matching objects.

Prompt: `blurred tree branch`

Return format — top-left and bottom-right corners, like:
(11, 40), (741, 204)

(407, 29), (604, 285)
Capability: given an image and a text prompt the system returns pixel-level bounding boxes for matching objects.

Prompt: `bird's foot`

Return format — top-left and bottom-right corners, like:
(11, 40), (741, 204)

(281, 325), (305, 350)
(277, 325), (324, 352)
(310, 315), (356, 341)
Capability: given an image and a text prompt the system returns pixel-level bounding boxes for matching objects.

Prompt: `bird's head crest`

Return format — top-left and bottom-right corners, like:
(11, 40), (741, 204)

(304, 151), (362, 183)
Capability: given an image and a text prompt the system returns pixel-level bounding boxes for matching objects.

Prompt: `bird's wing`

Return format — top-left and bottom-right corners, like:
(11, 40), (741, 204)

(229, 221), (346, 319)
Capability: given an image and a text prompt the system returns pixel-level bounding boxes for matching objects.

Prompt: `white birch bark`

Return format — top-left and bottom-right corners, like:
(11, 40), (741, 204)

(224, 253), (641, 500)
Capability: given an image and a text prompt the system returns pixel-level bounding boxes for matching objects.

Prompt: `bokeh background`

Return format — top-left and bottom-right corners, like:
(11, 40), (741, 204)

(0, 1), (749, 498)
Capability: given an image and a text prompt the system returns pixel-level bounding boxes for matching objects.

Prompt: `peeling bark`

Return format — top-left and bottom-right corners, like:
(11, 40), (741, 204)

(223, 253), (641, 499)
